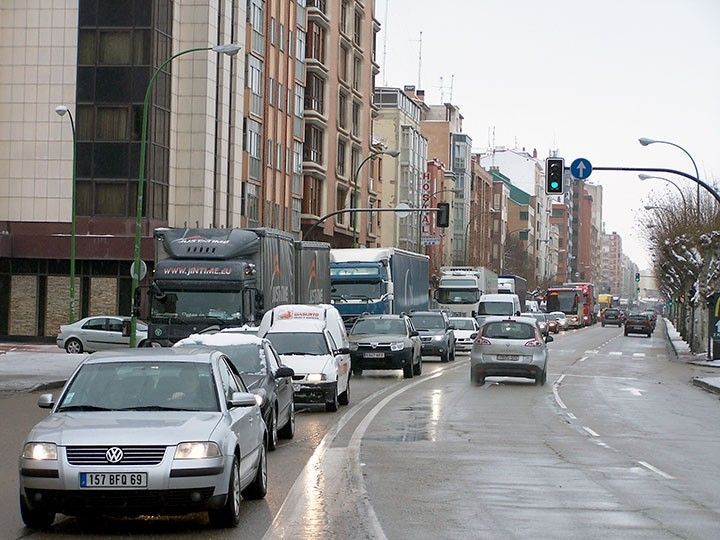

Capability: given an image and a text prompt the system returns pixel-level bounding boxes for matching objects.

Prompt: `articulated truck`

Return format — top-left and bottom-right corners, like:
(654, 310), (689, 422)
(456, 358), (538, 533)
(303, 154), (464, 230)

(435, 266), (498, 316)
(147, 228), (330, 345)
(329, 248), (430, 328)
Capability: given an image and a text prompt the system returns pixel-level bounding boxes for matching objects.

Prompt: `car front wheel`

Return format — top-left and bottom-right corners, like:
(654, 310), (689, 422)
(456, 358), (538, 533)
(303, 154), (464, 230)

(413, 353), (422, 376)
(278, 401), (295, 439)
(325, 383), (339, 412)
(242, 444), (267, 500)
(267, 408), (278, 451)
(208, 456), (241, 528)
(338, 377), (350, 405)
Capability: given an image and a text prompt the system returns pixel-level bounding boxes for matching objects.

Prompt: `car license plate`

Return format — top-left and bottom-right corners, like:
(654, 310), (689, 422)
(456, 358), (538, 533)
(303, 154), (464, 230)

(80, 472), (147, 488)
(496, 354), (519, 361)
(364, 352), (384, 358)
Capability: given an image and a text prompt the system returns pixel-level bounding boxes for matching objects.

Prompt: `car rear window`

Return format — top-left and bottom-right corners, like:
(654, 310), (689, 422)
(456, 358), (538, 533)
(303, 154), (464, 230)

(482, 321), (536, 340)
(628, 314), (648, 321)
(605, 309), (619, 315)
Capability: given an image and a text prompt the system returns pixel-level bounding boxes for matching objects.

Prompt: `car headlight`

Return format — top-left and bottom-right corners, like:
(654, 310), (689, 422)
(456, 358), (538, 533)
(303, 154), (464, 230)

(349, 342), (359, 351)
(306, 373), (326, 382)
(390, 341), (405, 351)
(174, 442), (221, 459)
(22, 442), (58, 461)
(433, 335), (444, 341)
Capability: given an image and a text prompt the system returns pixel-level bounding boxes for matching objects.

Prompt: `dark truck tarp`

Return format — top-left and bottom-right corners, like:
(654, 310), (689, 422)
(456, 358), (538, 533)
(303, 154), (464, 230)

(294, 241), (331, 304)
(391, 250), (429, 314)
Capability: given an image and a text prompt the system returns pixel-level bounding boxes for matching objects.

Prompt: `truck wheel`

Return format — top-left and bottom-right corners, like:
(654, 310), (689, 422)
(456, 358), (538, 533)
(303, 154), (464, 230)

(325, 384), (339, 412)
(338, 378), (350, 405)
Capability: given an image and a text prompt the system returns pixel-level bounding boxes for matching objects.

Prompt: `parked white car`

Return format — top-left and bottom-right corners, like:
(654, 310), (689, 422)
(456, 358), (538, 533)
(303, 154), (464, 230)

(258, 305), (351, 412)
(56, 316), (148, 354)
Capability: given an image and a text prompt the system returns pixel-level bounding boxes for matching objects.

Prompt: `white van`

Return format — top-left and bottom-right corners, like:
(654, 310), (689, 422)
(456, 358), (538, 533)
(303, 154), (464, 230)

(476, 294), (521, 326)
(258, 304), (350, 412)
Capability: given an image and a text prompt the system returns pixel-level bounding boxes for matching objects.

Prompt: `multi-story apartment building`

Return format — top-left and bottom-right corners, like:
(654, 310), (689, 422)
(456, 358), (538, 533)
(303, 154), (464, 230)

(467, 156), (494, 268)
(300, 0), (380, 247)
(424, 158), (449, 283)
(584, 183), (603, 284)
(420, 102), (467, 265)
(0, 0), (246, 338)
(621, 253), (639, 300)
(373, 86), (428, 251)
(600, 231), (623, 294)
(489, 177), (510, 274)
(550, 202), (571, 284)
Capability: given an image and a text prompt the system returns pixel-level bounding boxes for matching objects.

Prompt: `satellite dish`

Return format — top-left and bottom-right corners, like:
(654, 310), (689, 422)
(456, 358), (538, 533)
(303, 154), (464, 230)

(395, 202), (412, 218)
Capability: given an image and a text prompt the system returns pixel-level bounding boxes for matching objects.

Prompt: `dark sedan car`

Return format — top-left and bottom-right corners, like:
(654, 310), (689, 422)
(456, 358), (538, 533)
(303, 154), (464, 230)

(601, 308), (623, 327)
(408, 311), (456, 363)
(348, 315), (422, 378)
(175, 332), (295, 451)
(624, 313), (653, 337)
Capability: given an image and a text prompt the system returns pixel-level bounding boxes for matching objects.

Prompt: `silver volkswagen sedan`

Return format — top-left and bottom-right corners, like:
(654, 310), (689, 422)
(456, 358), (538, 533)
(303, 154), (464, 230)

(470, 316), (553, 386)
(18, 348), (267, 530)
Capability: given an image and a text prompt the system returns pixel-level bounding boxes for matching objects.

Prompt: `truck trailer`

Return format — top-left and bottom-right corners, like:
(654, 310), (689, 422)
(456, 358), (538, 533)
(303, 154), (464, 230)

(147, 227), (330, 345)
(497, 274), (528, 312)
(329, 248), (430, 328)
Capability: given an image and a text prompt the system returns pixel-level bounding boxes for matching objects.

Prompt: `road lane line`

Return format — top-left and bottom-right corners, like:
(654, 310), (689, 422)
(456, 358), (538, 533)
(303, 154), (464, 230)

(567, 412), (576, 420)
(583, 426), (600, 437)
(638, 461), (675, 479)
(584, 350), (598, 354)
(609, 352), (622, 356)
(633, 353), (646, 357)
(578, 356), (588, 362)
(552, 377), (567, 410)
(264, 362), (465, 539)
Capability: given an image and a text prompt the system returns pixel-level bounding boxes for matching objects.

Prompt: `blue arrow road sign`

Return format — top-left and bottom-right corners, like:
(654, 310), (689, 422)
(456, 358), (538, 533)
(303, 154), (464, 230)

(570, 158), (592, 180)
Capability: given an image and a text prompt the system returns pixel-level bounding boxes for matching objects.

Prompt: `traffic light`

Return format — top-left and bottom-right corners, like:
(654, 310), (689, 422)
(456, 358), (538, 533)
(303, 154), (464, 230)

(635, 272), (640, 282)
(436, 203), (450, 228)
(545, 157), (564, 194)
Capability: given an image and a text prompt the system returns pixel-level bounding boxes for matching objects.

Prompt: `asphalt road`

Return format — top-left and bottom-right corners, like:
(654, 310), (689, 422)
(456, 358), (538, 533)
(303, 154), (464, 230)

(2, 324), (719, 539)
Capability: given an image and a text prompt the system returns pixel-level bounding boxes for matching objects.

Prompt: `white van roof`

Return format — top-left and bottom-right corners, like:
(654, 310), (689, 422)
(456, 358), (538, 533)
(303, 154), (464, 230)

(480, 293), (518, 302)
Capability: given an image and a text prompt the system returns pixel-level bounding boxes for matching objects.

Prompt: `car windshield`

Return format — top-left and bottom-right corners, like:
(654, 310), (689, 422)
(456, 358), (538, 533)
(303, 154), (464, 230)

(522, 313), (546, 322)
(56, 361), (219, 412)
(177, 343), (266, 375)
(450, 318), (476, 330)
(265, 332), (330, 355)
(548, 312), (566, 320)
(351, 319), (407, 335)
(150, 290), (244, 322)
(482, 322), (537, 340)
(410, 314), (445, 330)
(477, 302), (514, 316)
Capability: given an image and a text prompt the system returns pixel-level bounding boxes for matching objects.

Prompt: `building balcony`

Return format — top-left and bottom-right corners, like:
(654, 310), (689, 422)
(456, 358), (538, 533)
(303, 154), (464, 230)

(306, 0), (330, 25)
(302, 158), (327, 177)
(305, 56), (329, 75)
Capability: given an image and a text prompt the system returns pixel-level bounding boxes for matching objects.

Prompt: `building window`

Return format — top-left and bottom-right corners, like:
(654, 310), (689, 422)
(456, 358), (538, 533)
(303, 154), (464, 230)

(98, 31), (132, 65)
(351, 101), (360, 137)
(303, 176), (323, 216)
(293, 141), (303, 194)
(351, 146), (360, 179)
(95, 107), (128, 140)
(249, 0), (264, 54)
(337, 139), (347, 177)
(246, 54), (263, 116)
(519, 211), (529, 221)
(278, 83), (284, 111)
(246, 183), (260, 226)
(292, 198), (302, 232)
(276, 142), (283, 171)
(352, 56), (361, 91)
(270, 17), (276, 45)
(304, 125), (324, 164)
(336, 186), (348, 225)
(340, 1), (349, 34)
(338, 92), (348, 129)
(339, 45), (349, 82)
(305, 72), (325, 114)
(267, 77), (275, 106)
(353, 10), (362, 46)
(279, 23), (285, 51)
(307, 22), (325, 63)
(244, 118), (262, 180)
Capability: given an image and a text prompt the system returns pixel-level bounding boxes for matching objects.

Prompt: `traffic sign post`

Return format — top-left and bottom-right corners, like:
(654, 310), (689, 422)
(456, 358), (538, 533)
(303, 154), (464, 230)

(570, 158), (592, 180)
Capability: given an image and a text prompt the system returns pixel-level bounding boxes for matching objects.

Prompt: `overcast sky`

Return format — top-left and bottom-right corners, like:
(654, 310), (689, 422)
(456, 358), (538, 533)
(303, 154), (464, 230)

(376, 0), (720, 270)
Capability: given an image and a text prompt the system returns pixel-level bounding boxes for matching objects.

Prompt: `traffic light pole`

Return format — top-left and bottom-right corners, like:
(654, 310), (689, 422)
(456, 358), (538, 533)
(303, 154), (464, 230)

(304, 207), (440, 242)
(565, 166), (720, 204)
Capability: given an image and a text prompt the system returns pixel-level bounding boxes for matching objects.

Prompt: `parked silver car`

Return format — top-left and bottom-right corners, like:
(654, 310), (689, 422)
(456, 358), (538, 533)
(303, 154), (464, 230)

(18, 348), (267, 529)
(470, 316), (553, 386)
(56, 316), (148, 354)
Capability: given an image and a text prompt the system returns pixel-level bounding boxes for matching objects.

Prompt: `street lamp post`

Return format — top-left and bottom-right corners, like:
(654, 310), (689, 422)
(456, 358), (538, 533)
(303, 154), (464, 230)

(638, 174), (687, 209)
(351, 149), (400, 247)
(638, 137), (701, 216)
(129, 43), (241, 347)
(55, 105), (77, 323)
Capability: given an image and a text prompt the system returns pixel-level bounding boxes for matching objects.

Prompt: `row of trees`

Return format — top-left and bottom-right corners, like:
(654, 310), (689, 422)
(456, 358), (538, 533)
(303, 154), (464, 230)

(641, 186), (720, 352)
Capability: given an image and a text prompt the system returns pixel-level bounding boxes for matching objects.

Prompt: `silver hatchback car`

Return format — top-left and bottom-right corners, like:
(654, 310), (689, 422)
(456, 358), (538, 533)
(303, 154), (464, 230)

(19, 348), (267, 530)
(470, 316), (553, 386)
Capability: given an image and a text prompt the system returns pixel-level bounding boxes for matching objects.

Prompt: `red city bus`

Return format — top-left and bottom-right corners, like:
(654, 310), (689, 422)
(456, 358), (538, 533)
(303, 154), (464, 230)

(546, 283), (596, 328)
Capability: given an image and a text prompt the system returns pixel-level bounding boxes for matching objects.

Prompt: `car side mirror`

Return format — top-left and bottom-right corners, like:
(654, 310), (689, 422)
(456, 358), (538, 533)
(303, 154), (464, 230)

(448, 325), (455, 330)
(470, 332), (478, 340)
(37, 393), (54, 409)
(334, 347), (351, 355)
(275, 366), (294, 378)
(228, 391), (258, 408)
(545, 335), (554, 343)
(409, 330), (419, 337)
(515, 311), (521, 316)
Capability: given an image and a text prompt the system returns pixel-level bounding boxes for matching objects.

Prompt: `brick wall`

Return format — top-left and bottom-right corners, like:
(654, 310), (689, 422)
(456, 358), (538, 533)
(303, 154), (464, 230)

(10, 275), (37, 336)
(45, 276), (80, 336)
(90, 277), (117, 315)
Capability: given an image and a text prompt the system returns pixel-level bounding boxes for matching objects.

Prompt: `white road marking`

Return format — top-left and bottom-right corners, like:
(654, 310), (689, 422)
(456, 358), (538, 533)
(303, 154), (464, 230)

(624, 388), (644, 396)
(633, 353), (646, 357)
(638, 461), (675, 480)
(578, 356), (588, 362)
(561, 373), (638, 380)
(584, 350), (598, 354)
(552, 376), (567, 409)
(609, 352), (622, 356)
(567, 412), (576, 420)
(556, 374), (566, 384)
(583, 426), (600, 437)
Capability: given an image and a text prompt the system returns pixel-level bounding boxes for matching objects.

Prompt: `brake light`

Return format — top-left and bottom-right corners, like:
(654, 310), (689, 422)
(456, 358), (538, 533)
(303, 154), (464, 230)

(525, 339), (542, 347)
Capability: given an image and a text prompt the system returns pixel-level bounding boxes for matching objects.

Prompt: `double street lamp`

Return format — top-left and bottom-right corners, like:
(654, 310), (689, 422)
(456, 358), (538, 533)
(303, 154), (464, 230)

(638, 137), (701, 216)
(638, 173), (687, 209)
(352, 149), (400, 247)
(55, 105), (77, 324)
(129, 43), (242, 347)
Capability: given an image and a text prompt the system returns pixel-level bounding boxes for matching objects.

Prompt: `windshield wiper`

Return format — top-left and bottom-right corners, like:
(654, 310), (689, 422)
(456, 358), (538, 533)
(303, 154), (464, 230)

(117, 406), (199, 411)
(57, 405), (114, 412)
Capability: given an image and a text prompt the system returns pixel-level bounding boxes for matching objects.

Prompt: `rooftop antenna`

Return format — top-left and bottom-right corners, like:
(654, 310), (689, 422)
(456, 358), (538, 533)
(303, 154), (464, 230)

(382, 0), (389, 86)
(449, 74), (454, 102)
(439, 75), (444, 103)
(408, 31), (423, 88)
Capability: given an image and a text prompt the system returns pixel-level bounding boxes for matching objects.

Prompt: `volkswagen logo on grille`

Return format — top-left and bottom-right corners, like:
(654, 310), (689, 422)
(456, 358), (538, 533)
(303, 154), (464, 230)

(105, 447), (124, 463)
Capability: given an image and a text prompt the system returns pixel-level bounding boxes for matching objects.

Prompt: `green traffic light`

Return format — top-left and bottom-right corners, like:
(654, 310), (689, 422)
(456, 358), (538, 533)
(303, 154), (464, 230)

(550, 182), (559, 189)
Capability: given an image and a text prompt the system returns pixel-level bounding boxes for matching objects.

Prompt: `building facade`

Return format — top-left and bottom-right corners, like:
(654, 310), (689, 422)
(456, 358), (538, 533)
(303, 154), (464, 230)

(466, 156), (494, 268)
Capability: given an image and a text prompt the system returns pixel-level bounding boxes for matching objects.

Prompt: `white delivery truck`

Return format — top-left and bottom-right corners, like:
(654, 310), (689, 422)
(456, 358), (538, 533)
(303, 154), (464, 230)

(258, 304), (350, 412)
(434, 267), (498, 317)
(475, 293), (522, 327)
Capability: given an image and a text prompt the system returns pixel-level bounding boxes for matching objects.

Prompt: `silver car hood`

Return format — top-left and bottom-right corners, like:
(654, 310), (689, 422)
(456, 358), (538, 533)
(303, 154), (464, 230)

(27, 412), (223, 446)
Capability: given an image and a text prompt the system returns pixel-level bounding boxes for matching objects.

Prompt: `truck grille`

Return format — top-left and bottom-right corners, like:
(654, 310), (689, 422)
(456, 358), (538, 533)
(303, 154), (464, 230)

(66, 446), (167, 466)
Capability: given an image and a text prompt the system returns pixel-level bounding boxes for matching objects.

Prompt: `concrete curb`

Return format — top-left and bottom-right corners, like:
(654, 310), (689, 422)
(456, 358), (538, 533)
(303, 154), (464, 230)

(692, 378), (720, 396)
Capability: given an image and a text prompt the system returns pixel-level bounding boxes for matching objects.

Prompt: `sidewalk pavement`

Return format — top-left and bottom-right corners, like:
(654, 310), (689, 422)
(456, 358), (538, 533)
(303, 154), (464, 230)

(664, 318), (720, 395)
(0, 343), (86, 394)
